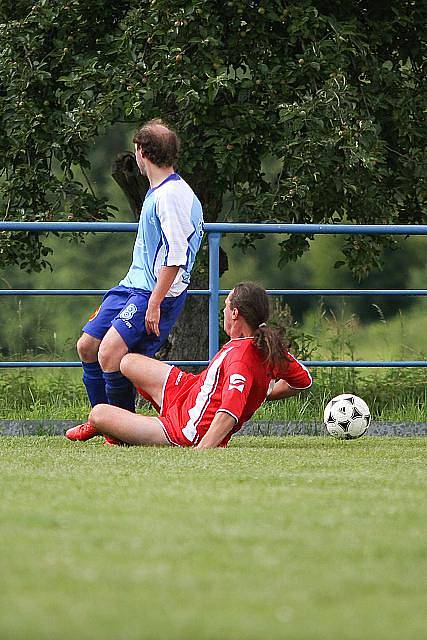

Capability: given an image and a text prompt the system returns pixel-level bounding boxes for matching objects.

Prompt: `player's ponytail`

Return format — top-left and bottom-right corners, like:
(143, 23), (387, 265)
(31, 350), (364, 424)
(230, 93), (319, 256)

(253, 323), (289, 372)
(229, 282), (290, 372)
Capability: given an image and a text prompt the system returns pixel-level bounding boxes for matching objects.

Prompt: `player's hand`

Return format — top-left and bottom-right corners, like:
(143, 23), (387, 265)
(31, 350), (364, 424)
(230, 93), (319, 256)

(145, 303), (161, 336)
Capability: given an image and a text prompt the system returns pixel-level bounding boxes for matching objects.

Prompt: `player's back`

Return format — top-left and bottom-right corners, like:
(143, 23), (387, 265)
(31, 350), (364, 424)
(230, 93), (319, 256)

(178, 337), (271, 445)
(120, 173), (203, 292)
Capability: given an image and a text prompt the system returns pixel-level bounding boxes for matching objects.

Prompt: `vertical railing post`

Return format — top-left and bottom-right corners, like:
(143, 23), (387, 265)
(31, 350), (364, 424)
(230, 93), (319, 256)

(208, 232), (221, 360)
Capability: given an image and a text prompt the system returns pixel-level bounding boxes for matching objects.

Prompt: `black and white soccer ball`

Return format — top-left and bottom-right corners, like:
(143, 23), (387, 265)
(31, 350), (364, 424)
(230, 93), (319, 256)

(324, 394), (371, 439)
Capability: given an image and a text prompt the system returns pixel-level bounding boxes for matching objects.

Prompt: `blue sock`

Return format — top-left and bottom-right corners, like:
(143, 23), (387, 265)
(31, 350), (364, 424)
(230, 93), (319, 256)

(82, 361), (107, 407)
(103, 370), (136, 412)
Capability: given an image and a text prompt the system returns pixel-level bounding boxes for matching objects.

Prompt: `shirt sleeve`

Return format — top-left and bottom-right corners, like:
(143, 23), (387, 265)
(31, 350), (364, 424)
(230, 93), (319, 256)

(281, 353), (312, 389)
(217, 359), (254, 424)
(155, 187), (194, 267)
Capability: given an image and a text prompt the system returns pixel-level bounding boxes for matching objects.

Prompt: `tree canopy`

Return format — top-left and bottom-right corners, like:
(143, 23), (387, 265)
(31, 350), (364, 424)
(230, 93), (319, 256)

(1, 0), (426, 276)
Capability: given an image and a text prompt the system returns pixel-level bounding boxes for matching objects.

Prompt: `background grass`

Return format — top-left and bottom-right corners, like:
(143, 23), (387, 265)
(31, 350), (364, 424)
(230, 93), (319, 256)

(1, 264), (426, 424)
(300, 300), (427, 364)
(1, 288), (425, 424)
(0, 366), (425, 423)
(0, 436), (426, 640)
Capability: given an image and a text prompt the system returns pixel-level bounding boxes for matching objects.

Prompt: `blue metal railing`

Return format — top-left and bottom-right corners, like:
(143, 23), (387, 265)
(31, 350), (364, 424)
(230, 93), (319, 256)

(1, 221), (427, 368)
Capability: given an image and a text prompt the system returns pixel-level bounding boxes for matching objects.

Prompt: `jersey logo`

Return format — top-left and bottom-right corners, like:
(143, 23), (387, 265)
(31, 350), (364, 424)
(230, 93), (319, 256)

(228, 374), (246, 393)
(197, 218), (204, 237)
(119, 303), (137, 321)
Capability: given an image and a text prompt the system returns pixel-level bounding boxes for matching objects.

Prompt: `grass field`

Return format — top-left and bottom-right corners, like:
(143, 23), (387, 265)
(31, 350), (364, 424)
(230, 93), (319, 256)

(0, 436), (426, 640)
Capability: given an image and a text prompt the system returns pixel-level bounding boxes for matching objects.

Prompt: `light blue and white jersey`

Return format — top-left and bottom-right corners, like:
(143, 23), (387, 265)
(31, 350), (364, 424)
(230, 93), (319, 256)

(120, 173), (204, 296)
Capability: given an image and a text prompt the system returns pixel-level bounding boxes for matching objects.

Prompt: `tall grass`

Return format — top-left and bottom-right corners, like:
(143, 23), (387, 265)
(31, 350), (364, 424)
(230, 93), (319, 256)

(1, 301), (425, 422)
(255, 369), (427, 423)
(0, 365), (425, 422)
(298, 299), (427, 365)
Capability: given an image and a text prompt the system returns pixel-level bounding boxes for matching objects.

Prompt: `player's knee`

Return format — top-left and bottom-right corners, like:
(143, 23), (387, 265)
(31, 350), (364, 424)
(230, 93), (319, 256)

(120, 353), (150, 384)
(77, 334), (99, 362)
(98, 342), (118, 372)
(120, 353), (138, 379)
(89, 403), (109, 429)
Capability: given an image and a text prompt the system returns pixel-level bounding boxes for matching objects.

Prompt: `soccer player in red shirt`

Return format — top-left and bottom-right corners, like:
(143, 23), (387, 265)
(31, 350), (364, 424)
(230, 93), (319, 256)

(68, 282), (312, 448)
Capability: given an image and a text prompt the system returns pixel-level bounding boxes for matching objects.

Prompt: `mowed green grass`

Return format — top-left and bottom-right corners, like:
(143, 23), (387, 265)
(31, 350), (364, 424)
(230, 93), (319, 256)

(0, 436), (426, 640)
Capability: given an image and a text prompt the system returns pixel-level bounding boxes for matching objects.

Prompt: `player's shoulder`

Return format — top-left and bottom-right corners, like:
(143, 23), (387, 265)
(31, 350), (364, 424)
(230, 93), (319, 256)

(272, 350), (299, 375)
(223, 338), (263, 364)
(224, 337), (254, 351)
(286, 351), (310, 371)
(155, 175), (196, 216)
(155, 174), (193, 199)
(279, 351), (312, 387)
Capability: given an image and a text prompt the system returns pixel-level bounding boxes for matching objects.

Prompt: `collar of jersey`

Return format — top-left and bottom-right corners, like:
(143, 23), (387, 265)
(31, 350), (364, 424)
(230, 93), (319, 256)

(146, 173), (180, 197)
(227, 336), (254, 342)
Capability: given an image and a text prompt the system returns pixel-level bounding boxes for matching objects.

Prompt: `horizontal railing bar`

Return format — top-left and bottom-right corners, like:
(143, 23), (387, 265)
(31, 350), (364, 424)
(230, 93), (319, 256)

(1, 289), (427, 297)
(207, 223), (427, 235)
(264, 289), (427, 296)
(0, 289), (212, 296)
(0, 361), (208, 368)
(1, 361), (426, 368)
(0, 222), (138, 232)
(307, 361), (427, 367)
(1, 221), (427, 235)
(0, 290), (108, 296)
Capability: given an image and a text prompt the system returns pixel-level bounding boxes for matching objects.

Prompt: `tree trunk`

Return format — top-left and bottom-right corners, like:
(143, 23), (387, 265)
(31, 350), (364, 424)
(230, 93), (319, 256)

(111, 152), (147, 220)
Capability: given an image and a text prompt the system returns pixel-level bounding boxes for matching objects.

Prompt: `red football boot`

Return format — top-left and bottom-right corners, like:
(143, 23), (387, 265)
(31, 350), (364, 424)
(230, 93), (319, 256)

(103, 435), (126, 446)
(65, 422), (99, 441)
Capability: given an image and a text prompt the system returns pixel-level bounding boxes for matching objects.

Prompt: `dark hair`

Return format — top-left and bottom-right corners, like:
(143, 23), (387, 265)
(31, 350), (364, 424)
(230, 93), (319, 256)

(133, 118), (180, 167)
(229, 282), (290, 372)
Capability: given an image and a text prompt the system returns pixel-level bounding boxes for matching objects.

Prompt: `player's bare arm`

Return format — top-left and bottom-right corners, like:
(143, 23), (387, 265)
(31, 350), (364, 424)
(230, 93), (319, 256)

(145, 265), (180, 336)
(267, 379), (302, 401)
(196, 411), (236, 449)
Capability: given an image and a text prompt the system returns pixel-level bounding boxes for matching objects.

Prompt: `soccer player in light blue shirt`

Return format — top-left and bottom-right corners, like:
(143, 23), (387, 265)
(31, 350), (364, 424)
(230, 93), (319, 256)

(120, 171), (203, 295)
(67, 119), (204, 444)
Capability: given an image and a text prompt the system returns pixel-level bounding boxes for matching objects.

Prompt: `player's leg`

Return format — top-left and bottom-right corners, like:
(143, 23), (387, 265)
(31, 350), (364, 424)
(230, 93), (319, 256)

(120, 290), (187, 416)
(80, 286), (149, 414)
(66, 288), (134, 442)
(97, 290), (155, 413)
(120, 353), (173, 410)
(89, 404), (171, 446)
(135, 290), (188, 360)
(99, 288), (187, 414)
(66, 328), (104, 440)
(76, 332), (106, 407)
(77, 332), (100, 362)
(77, 286), (132, 408)
(97, 326), (135, 412)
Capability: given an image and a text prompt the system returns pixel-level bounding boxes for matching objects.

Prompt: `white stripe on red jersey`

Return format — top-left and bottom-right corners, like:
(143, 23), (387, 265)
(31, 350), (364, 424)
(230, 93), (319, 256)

(182, 347), (233, 442)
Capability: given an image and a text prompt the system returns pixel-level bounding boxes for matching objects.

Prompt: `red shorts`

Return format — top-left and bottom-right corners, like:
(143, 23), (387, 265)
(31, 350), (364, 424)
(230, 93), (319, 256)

(137, 366), (197, 447)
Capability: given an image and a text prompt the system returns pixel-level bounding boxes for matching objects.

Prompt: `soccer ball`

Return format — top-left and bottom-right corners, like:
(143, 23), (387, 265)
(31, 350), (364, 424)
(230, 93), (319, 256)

(324, 394), (371, 439)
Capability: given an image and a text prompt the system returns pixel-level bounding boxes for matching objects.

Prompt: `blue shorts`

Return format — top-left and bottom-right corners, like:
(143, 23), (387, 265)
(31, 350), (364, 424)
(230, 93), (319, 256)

(82, 285), (187, 356)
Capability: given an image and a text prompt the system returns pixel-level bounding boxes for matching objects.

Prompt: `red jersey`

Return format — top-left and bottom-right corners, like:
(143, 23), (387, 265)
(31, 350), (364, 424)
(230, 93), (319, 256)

(157, 337), (312, 447)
